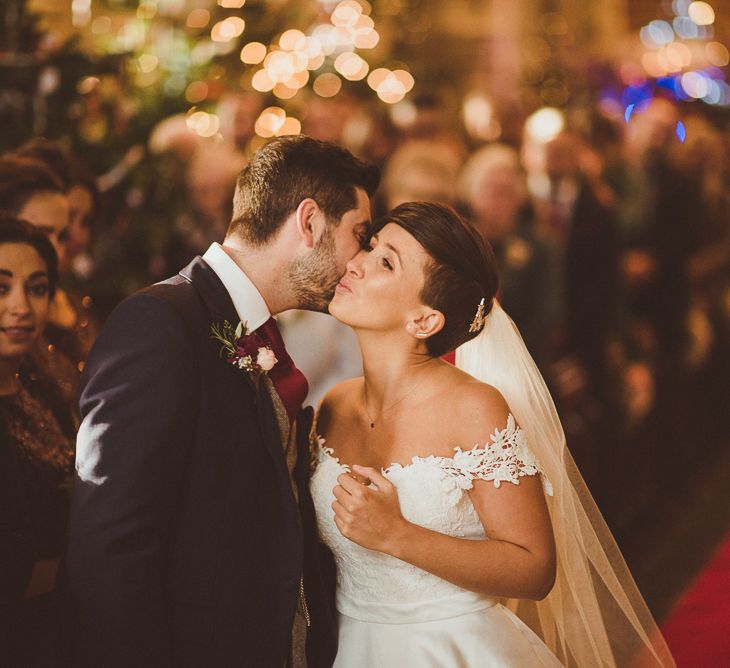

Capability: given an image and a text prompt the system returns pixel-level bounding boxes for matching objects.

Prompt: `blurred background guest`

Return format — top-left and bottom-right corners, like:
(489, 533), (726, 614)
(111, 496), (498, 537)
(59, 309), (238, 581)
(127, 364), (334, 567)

(459, 143), (553, 366)
(380, 139), (461, 212)
(0, 155), (69, 262)
(0, 155), (83, 401)
(11, 139), (102, 372)
(522, 129), (623, 501)
(13, 139), (100, 288)
(620, 99), (695, 371)
(216, 91), (264, 155)
(0, 216), (75, 666)
(532, 130), (622, 402)
(162, 142), (246, 274)
(0, 153), (95, 406)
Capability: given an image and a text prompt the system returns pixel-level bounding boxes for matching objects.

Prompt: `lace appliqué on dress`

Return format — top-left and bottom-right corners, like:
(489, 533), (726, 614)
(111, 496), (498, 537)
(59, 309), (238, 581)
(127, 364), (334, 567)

(442, 414), (553, 496)
(357, 414), (552, 497)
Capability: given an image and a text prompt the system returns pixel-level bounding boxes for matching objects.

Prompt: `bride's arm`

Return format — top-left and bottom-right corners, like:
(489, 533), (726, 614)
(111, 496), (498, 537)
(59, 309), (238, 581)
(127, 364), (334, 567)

(334, 467), (555, 600)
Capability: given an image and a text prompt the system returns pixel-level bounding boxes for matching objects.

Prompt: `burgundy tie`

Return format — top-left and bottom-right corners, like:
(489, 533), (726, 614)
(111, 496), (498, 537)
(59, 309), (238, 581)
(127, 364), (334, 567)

(256, 317), (309, 424)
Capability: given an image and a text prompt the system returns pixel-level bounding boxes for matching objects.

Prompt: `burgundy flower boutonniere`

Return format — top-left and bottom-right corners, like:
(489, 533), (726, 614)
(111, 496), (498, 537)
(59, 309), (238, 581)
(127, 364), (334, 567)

(210, 319), (277, 378)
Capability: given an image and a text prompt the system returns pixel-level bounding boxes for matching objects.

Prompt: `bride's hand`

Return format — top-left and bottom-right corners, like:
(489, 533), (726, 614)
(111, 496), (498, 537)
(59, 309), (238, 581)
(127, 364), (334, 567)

(331, 465), (409, 553)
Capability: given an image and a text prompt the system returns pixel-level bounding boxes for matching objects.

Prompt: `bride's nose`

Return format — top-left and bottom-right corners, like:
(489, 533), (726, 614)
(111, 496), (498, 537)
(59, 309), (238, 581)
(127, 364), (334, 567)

(345, 251), (365, 278)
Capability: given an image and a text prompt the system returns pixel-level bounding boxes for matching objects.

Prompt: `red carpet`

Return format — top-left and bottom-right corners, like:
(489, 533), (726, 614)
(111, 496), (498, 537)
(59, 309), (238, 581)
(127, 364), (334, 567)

(661, 535), (730, 667)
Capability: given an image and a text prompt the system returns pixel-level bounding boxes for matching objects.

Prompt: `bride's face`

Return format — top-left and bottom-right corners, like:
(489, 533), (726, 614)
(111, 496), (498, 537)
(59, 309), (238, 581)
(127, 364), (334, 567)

(329, 222), (431, 331)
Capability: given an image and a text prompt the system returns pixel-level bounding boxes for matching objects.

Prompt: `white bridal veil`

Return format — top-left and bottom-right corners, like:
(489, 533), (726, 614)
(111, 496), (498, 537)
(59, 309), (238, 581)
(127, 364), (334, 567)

(456, 302), (675, 668)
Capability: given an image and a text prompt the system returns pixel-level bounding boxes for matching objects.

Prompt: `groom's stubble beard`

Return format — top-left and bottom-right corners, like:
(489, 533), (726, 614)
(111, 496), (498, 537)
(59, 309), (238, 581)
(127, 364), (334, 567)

(287, 224), (341, 312)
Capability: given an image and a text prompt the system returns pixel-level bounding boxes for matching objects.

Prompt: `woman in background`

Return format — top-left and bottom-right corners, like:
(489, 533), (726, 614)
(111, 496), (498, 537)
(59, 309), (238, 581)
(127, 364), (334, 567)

(0, 152), (89, 409)
(10, 140), (102, 370)
(0, 216), (75, 665)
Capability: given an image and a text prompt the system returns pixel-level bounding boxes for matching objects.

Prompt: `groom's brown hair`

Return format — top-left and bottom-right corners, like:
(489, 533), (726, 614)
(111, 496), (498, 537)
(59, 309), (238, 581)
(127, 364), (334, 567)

(227, 135), (379, 246)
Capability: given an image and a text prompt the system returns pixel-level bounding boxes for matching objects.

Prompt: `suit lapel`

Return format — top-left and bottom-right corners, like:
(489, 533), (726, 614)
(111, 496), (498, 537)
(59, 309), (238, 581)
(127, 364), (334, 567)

(179, 257), (287, 468)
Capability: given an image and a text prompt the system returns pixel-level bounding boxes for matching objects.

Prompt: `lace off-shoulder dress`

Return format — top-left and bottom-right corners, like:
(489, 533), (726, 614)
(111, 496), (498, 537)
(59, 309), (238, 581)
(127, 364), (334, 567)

(310, 414), (562, 667)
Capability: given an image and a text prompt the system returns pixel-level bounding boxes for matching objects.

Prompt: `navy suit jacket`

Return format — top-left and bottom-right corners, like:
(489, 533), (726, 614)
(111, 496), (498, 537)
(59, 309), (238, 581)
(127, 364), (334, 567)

(64, 257), (337, 667)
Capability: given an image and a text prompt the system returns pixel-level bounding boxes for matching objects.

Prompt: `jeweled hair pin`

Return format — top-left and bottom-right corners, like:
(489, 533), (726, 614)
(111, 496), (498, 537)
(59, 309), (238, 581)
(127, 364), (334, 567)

(468, 297), (486, 333)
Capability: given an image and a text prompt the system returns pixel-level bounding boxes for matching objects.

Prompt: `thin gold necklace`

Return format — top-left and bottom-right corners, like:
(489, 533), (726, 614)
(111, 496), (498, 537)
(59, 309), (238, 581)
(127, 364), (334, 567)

(363, 375), (426, 429)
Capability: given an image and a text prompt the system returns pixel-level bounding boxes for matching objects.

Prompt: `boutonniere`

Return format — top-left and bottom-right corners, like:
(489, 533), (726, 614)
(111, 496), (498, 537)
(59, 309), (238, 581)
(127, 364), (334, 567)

(210, 319), (278, 377)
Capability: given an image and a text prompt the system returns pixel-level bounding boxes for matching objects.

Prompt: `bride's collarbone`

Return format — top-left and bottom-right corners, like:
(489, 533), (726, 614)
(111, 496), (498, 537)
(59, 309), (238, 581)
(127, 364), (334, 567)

(327, 416), (455, 471)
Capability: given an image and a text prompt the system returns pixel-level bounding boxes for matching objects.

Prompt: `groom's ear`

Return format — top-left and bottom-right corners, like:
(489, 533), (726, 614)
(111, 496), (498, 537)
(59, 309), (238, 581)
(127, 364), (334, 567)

(295, 198), (324, 249)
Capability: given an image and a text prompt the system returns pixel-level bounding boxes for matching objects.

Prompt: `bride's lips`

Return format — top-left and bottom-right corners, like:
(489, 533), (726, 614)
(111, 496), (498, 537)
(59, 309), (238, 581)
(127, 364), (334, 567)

(0, 325), (36, 343)
(335, 278), (352, 295)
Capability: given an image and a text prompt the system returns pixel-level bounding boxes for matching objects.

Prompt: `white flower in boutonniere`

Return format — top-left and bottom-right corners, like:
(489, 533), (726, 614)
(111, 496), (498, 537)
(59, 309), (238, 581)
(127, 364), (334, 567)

(210, 319), (278, 378)
(256, 347), (277, 371)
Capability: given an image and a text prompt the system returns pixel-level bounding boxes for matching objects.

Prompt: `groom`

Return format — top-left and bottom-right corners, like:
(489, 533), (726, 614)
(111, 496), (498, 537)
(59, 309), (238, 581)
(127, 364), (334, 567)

(65, 135), (379, 667)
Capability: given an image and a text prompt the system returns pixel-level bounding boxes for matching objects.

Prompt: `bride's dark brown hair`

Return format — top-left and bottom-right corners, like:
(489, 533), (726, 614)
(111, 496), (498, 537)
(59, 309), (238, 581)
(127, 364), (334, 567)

(370, 201), (499, 357)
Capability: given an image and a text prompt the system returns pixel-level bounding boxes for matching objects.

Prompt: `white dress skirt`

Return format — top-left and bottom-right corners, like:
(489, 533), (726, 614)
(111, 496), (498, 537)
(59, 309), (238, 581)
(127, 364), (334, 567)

(310, 415), (564, 668)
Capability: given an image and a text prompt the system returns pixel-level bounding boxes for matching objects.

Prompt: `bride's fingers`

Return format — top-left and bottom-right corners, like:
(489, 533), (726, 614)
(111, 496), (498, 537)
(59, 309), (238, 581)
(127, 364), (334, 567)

(332, 500), (353, 523)
(333, 484), (356, 509)
(351, 465), (391, 491)
(337, 472), (369, 498)
(332, 513), (351, 539)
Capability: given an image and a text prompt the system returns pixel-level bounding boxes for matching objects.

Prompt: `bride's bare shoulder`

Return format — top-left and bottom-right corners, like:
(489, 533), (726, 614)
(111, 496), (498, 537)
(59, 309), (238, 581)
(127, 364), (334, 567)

(440, 371), (513, 443)
(316, 377), (363, 434)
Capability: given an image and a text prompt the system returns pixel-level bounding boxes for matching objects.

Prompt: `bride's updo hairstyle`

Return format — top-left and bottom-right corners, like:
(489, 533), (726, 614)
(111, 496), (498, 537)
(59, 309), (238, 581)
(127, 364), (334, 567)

(371, 201), (499, 357)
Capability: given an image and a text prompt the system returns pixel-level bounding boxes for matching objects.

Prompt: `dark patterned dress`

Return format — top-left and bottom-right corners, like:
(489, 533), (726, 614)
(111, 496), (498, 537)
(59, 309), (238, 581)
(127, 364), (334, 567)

(0, 380), (75, 665)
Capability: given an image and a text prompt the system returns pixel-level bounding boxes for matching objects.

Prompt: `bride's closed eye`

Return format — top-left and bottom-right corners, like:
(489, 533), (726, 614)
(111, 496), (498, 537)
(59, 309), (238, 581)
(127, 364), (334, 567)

(365, 240), (394, 270)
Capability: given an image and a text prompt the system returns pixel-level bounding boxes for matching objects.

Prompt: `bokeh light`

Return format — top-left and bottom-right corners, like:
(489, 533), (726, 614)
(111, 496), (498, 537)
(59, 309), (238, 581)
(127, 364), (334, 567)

(211, 17), (245, 42)
(462, 92), (500, 141)
(186, 110), (221, 138)
(313, 72), (342, 97)
(681, 70), (709, 97)
(185, 81), (209, 103)
(91, 16), (112, 35)
(524, 107), (565, 143)
(335, 52), (369, 81)
(186, 9), (210, 29)
(688, 2), (715, 26)
(280, 29), (306, 51)
(240, 42), (267, 64)
(641, 20), (675, 49)
(138, 54), (159, 73)
(254, 106), (301, 138)
(676, 120), (687, 142)
(251, 69), (276, 92)
(706, 42), (730, 67)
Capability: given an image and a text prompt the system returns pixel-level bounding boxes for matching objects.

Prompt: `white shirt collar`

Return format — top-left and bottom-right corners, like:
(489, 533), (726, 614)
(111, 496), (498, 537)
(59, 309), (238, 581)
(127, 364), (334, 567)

(202, 242), (270, 331)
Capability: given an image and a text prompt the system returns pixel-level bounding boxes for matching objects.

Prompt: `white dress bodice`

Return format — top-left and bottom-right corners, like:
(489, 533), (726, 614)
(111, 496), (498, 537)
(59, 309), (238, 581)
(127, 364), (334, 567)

(310, 414), (553, 623)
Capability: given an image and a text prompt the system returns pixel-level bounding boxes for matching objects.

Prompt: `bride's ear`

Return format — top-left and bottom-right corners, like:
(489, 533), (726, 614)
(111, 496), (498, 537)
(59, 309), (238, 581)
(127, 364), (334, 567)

(407, 310), (445, 341)
(295, 198), (325, 249)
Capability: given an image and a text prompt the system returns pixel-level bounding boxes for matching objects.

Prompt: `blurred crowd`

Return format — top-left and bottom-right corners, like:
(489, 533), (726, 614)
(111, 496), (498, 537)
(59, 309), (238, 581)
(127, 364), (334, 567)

(1, 88), (729, 661)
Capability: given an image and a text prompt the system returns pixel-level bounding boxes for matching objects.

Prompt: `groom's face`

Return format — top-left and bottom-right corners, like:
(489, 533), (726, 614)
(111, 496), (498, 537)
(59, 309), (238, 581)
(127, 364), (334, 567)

(329, 187), (372, 277)
(288, 187), (371, 312)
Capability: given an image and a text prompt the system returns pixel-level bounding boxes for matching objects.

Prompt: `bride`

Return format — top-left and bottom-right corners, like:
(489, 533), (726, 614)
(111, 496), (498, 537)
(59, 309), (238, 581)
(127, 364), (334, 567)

(310, 202), (675, 667)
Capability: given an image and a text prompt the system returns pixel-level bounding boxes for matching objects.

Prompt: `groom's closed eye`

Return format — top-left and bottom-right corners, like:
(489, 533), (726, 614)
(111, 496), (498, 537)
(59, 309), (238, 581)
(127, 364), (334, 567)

(354, 224), (370, 249)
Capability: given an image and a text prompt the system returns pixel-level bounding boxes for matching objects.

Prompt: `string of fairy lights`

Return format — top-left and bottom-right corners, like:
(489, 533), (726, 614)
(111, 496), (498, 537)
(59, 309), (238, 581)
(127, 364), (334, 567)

(74, 0), (416, 141)
(69, 0), (728, 148)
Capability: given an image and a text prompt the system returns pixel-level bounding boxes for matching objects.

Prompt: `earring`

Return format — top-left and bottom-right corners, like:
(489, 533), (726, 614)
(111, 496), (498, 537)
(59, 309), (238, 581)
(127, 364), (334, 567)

(416, 332), (427, 338)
